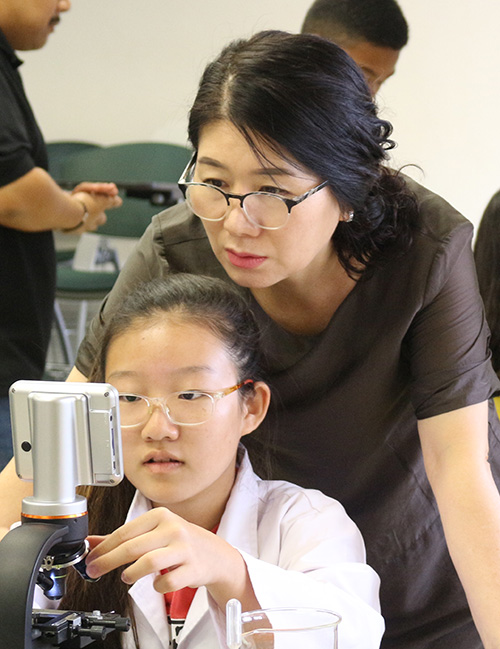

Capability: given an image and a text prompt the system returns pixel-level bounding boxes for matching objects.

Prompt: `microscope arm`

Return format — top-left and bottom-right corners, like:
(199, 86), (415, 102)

(0, 522), (67, 649)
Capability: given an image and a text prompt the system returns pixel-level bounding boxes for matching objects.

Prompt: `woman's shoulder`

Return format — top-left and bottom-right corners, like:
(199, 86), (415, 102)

(151, 201), (207, 245)
(403, 174), (473, 244)
(367, 175), (477, 305)
(150, 202), (225, 276)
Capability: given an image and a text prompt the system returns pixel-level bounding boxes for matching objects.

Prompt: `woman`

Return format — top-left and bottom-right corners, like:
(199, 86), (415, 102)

(34, 274), (383, 648)
(3, 30), (500, 648)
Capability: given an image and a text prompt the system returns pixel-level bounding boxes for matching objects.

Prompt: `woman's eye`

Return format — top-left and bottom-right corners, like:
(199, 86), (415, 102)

(202, 178), (224, 188)
(260, 185), (289, 196)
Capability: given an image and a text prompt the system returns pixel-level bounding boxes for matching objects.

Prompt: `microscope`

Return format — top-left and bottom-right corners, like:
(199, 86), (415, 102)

(0, 381), (130, 648)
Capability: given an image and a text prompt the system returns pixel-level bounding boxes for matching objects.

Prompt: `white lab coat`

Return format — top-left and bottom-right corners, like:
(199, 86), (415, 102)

(35, 449), (384, 648)
(123, 450), (384, 648)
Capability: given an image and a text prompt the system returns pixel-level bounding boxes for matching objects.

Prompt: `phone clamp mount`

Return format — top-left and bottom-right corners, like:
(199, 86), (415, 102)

(0, 381), (128, 648)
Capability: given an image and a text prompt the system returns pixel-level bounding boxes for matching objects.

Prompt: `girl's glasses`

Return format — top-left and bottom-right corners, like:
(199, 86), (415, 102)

(118, 380), (254, 428)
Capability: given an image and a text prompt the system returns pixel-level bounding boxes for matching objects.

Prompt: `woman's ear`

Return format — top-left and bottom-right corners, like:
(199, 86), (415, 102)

(240, 381), (271, 438)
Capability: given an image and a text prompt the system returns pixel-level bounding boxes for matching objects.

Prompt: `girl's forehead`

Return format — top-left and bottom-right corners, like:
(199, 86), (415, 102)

(113, 315), (219, 347)
(106, 316), (236, 373)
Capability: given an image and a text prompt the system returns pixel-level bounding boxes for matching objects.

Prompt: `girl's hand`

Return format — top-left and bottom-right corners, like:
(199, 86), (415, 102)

(84, 508), (258, 610)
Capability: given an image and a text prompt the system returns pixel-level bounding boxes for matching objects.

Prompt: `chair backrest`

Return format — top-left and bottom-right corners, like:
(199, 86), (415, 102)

(46, 140), (102, 181)
(58, 142), (193, 238)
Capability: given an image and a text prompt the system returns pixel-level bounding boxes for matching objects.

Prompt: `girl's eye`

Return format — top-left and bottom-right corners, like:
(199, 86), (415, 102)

(119, 394), (141, 404)
(177, 391), (207, 401)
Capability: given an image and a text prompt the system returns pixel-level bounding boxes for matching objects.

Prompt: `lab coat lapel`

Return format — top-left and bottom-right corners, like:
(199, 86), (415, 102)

(129, 574), (170, 649)
(126, 492), (170, 648)
(177, 587), (210, 644)
(178, 449), (261, 646)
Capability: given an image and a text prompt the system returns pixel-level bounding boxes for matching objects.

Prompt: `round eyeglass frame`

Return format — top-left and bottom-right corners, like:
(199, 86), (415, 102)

(177, 153), (329, 231)
(118, 379), (254, 428)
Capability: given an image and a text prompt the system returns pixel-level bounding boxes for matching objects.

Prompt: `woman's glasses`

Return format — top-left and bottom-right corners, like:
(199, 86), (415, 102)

(178, 154), (328, 230)
(118, 380), (254, 428)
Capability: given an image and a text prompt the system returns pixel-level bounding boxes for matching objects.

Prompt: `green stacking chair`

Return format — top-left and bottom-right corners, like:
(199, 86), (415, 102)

(46, 140), (102, 182)
(53, 141), (192, 367)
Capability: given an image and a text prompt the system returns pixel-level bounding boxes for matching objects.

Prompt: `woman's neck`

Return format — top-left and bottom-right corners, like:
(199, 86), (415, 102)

(251, 257), (356, 336)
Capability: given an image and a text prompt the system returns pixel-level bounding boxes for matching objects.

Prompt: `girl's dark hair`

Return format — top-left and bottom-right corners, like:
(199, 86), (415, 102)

(474, 189), (500, 378)
(60, 273), (266, 647)
(188, 30), (418, 278)
(91, 273), (264, 389)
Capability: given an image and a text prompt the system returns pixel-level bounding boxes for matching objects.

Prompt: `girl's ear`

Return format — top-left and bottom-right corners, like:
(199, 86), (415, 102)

(240, 381), (271, 438)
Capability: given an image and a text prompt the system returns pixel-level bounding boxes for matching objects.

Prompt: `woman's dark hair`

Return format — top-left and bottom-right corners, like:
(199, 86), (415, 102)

(188, 30), (418, 278)
(60, 273), (267, 647)
(474, 189), (500, 377)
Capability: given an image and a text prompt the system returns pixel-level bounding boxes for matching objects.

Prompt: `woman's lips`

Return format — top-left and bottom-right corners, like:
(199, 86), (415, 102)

(226, 249), (267, 269)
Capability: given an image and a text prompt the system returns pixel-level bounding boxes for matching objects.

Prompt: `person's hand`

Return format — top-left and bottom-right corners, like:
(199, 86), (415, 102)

(69, 190), (122, 233)
(71, 182), (120, 198)
(85, 507), (244, 595)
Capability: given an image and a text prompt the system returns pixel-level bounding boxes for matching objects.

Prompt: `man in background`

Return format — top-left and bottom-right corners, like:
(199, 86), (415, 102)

(0, 0), (121, 470)
(301, 0), (408, 95)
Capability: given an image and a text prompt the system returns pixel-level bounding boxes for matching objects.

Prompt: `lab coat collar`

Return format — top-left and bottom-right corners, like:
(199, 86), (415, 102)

(217, 445), (260, 557)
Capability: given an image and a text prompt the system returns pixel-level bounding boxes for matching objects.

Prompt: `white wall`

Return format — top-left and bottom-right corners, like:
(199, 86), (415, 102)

(20, 0), (500, 229)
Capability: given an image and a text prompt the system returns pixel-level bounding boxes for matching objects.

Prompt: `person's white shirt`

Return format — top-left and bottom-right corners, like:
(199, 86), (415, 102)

(35, 449), (384, 648)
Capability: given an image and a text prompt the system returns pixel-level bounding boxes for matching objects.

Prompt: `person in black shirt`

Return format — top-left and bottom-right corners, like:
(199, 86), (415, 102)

(0, 0), (122, 470)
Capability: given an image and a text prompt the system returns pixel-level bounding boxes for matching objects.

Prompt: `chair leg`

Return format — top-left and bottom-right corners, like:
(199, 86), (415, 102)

(76, 300), (89, 353)
(53, 301), (75, 366)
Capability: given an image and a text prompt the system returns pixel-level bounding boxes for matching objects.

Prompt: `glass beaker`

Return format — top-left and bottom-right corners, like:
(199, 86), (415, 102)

(227, 602), (341, 649)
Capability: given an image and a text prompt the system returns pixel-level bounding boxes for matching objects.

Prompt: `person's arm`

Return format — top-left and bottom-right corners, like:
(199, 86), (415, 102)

(418, 401), (500, 649)
(66, 367), (88, 382)
(0, 459), (32, 540)
(0, 167), (121, 232)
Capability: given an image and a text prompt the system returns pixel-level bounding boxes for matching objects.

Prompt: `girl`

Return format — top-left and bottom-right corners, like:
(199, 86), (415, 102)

(45, 274), (383, 649)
